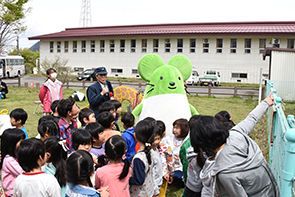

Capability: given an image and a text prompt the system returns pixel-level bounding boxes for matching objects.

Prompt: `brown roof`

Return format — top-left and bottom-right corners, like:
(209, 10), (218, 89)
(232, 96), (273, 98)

(29, 21), (295, 40)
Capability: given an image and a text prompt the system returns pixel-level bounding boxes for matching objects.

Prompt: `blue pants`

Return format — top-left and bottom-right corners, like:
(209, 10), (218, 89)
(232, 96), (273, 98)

(173, 170), (184, 188)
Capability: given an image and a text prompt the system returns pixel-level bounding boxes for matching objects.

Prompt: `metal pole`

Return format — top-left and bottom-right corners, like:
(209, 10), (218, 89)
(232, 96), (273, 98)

(258, 68), (263, 104)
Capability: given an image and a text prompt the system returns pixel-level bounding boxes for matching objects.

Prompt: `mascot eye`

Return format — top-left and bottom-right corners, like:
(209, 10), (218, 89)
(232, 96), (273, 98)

(178, 77), (181, 80)
(160, 76), (163, 80)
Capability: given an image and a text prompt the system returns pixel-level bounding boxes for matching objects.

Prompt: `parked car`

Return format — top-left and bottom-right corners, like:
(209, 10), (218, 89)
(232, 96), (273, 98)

(77, 69), (96, 81)
(199, 70), (220, 86)
(186, 68), (199, 86)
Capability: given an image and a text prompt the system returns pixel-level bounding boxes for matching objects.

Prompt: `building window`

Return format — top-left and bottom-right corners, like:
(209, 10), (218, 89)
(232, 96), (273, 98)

(230, 38), (237, 53)
(131, 39), (136, 52)
(244, 39), (251, 54)
(81, 41), (86, 52)
(57, 41), (61, 53)
(73, 41), (77, 53)
(203, 38), (209, 53)
(111, 68), (123, 73)
(232, 73), (248, 78)
(120, 40), (125, 52)
(177, 39), (183, 53)
(100, 40), (105, 52)
(50, 41), (54, 53)
(64, 41), (68, 53)
(153, 39), (159, 52)
(90, 40), (95, 53)
(165, 39), (171, 52)
(132, 69), (138, 74)
(141, 39), (147, 52)
(258, 39), (266, 53)
(287, 39), (294, 49)
(110, 40), (115, 52)
(216, 39), (223, 53)
(190, 39), (196, 53)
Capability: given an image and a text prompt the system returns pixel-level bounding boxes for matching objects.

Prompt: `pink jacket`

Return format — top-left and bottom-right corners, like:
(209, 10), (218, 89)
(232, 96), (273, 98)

(1, 155), (24, 195)
(39, 80), (63, 113)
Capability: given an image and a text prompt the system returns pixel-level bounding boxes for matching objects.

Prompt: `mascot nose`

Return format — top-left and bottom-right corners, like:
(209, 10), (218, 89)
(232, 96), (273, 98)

(169, 82), (175, 86)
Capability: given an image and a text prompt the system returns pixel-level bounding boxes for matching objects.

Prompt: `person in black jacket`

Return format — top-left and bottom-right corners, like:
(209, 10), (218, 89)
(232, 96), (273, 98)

(0, 78), (8, 99)
(86, 67), (114, 118)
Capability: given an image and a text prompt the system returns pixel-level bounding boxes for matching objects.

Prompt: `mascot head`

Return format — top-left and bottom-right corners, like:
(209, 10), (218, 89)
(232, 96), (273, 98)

(138, 54), (192, 99)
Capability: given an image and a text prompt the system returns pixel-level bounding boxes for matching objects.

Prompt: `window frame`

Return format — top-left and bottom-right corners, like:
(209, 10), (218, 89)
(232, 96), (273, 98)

(259, 39), (266, 53)
(131, 39), (136, 53)
(230, 38), (237, 54)
(153, 39), (159, 52)
(57, 41), (61, 53)
(203, 38), (209, 53)
(73, 41), (77, 53)
(120, 40), (125, 53)
(90, 40), (95, 53)
(216, 38), (223, 53)
(244, 38), (251, 54)
(100, 40), (105, 52)
(177, 39), (183, 53)
(232, 73), (248, 79)
(287, 39), (295, 49)
(81, 40), (86, 53)
(64, 41), (69, 53)
(110, 40), (115, 53)
(190, 39), (196, 53)
(165, 39), (171, 53)
(50, 41), (54, 53)
(141, 39), (147, 52)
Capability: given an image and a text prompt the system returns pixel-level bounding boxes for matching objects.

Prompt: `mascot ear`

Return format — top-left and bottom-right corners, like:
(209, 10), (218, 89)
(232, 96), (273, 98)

(138, 54), (165, 82)
(168, 55), (192, 81)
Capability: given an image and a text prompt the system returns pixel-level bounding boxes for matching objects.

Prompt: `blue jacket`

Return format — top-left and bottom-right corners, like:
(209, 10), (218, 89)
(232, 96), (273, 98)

(86, 80), (114, 118)
(122, 127), (136, 162)
(66, 184), (101, 197)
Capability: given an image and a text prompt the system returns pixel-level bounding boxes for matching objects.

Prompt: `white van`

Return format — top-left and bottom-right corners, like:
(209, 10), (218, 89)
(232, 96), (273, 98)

(0, 55), (25, 78)
(186, 68), (199, 85)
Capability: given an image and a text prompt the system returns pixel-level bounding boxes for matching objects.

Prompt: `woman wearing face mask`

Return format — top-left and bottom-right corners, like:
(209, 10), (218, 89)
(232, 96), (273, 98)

(39, 68), (63, 115)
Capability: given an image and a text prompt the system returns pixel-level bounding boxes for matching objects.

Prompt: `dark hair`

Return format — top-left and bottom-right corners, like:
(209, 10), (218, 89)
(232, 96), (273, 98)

(97, 111), (114, 129)
(0, 128), (25, 169)
(108, 100), (121, 110)
(134, 120), (155, 167)
(98, 102), (115, 113)
(105, 135), (130, 180)
(79, 108), (94, 126)
(72, 129), (93, 150)
(46, 68), (56, 75)
(44, 137), (67, 187)
(38, 115), (55, 125)
(156, 120), (166, 137)
(17, 138), (45, 172)
(66, 150), (94, 187)
(190, 116), (229, 168)
(10, 108), (28, 125)
(57, 98), (76, 118)
(50, 100), (60, 113)
(144, 117), (156, 123)
(38, 120), (59, 138)
(173, 118), (189, 138)
(85, 122), (104, 140)
(215, 111), (235, 129)
(121, 112), (135, 128)
(189, 115), (201, 129)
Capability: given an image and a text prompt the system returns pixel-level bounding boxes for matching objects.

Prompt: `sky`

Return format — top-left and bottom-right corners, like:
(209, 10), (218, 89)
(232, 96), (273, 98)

(18, 0), (295, 49)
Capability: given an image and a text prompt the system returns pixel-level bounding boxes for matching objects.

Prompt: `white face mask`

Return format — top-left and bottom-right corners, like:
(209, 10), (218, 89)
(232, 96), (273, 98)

(50, 73), (57, 79)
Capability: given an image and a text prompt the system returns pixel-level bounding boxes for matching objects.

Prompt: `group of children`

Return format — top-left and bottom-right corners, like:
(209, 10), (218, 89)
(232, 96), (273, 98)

(2, 90), (279, 197)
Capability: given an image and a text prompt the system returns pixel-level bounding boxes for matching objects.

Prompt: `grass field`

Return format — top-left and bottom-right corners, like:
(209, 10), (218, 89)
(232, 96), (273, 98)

(1, 86), (295, 196)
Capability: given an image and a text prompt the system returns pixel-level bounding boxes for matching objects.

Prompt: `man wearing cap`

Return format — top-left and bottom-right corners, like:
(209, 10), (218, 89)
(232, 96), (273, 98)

(86, 67), (114, 118)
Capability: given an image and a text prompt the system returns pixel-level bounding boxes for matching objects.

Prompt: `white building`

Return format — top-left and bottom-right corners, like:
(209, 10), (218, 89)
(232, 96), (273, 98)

(29, 21), (295, 84)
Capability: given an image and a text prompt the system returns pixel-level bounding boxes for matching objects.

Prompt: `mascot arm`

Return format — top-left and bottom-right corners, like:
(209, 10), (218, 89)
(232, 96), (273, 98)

(132, 103), (143, 120)
(189, 104), (199, 115)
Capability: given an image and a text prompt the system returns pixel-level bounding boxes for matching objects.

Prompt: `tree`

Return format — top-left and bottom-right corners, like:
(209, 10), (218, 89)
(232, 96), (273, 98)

(40, 56), (73, 84)
(0, 0), (30, 54)
(9, 47), (39, 73)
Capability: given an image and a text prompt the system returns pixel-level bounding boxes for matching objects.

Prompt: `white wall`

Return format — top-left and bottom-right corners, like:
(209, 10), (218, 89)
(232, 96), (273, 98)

(39, 35), (295, 83)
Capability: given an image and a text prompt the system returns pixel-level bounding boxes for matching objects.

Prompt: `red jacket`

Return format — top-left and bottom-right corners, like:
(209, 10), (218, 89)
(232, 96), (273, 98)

(39, 80), (63, 113)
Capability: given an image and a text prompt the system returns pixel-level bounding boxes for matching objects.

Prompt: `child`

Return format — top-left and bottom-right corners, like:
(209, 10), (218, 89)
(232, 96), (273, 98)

(66, 150), (109, 197)
(190, 92), (279, 196)
(72, 129), (93, 153)
(121, 112), (136, 162)
(85, 122), (106, 158)
(13, 138), (62, 197)
(0, 128), (25, 196)
(39, 68), (63, 115)
(108, 100), (122, 123)
(95, 135), (132, 197)
(214, 110), (235, 129)
(129, 119), (155, 197)
(161, 118), (189, 188)
(98, 102), (119, 131)
(97, 111), (121, 141)
(10, 108), (28, 139)
(51, 100), (61, 124)
(79, 108), (96, 128)
(57, 98), (80, 153)
(43, 137), (67, 197)
(38, 120), (60, 141)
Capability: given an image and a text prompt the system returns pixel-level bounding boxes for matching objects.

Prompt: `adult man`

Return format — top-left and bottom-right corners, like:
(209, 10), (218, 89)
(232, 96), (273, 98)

(86, 67), (114, 118)
(0, 78), (8, 99)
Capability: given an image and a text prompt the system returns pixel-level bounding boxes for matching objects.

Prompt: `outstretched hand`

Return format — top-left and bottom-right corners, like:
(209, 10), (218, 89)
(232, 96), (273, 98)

(265, 91), (274, 106)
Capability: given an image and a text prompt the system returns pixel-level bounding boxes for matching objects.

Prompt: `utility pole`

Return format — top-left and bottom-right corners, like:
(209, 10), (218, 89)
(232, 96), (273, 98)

(79, 0), (92, 27)
(17, 35), (19, 55)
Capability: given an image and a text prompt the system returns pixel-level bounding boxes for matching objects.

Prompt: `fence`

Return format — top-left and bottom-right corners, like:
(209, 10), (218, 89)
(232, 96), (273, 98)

(267, 80), (295, 197)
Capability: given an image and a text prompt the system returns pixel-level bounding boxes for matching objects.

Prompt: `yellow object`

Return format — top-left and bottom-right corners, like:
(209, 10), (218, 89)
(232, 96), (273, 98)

(0, 109), (9, 115)
(159, 179), (168, 197)
(113, 86), (143, 110)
